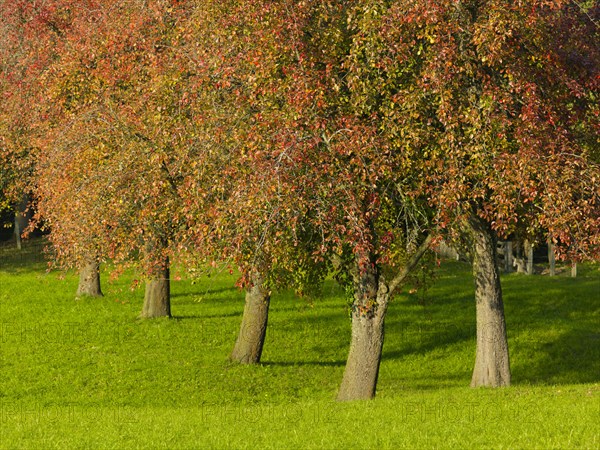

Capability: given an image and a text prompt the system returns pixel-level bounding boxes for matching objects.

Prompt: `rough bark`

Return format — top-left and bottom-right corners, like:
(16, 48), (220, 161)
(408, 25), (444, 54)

(337, 260), (389, 402)
(230, 273), (271, 364)
(467, 215), (511, 387)
(140, 256), (171, 319)
(76, 260), (103, 297)
(337, 235), (433, 401)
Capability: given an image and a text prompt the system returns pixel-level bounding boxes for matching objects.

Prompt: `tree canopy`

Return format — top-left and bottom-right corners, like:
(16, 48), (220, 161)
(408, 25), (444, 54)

(1, 0), (598, 400)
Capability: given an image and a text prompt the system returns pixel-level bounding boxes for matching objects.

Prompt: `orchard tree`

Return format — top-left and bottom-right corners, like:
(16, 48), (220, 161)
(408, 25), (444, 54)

(0, 0), (47, 249)
(22, 0), (198, 311)
(174, 1), (333, 364)
(35, 131), (108, 297)
(68, 0), (193, 315)
(1, 0), (112, 292)
(343, 0), (600, 387)
(180, 1), (437, 398)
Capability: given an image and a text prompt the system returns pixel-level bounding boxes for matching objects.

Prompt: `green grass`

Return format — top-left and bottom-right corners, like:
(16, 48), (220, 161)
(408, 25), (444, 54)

(1, 239), (599, 448)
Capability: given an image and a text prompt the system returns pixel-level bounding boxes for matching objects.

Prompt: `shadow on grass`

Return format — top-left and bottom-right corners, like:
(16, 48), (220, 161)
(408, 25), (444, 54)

(383, 328), (473, 362)
(172, 311), (242, 320)
(383, 262), (600, 387)
(171, 286), (240, 298)
(503, 270), (600, 386)
(0, 239), (49, 273)
(387, 373), (470, 390)
(261, 360), (345, 368)
(512, 328), (600, 386)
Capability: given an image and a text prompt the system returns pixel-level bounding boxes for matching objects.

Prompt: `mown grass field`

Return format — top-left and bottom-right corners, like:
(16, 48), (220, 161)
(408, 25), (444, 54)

(1, 239), (599, 449)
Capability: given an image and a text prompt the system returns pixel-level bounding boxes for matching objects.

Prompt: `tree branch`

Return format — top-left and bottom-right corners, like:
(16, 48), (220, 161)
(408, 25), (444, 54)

(388, 233), (433, 295)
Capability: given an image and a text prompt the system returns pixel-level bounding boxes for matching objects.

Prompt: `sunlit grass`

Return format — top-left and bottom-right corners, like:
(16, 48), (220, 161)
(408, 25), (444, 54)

(1, 239), (598, 448)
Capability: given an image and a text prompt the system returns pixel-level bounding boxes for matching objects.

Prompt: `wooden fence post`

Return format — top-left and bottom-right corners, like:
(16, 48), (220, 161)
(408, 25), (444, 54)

(506, 241), (513, 273)
(525, 239), (534, 275)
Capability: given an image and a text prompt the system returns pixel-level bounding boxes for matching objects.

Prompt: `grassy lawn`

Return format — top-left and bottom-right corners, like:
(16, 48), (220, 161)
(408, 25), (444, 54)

(1, 239), (599, 448)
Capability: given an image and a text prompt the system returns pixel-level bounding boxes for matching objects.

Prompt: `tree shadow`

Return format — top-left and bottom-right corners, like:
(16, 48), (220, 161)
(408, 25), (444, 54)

(170, 315), (205, 320)
(511, 328), (600, 386)
(170, 286), (240, 301)
(0, 240), (49, 273)
(383, 263), (600, 387)
(502, 271), (600, 386)
(172, 311), (242, 320)
(386, 374), (470, 390)
(261, 360), (345, 368)
(382, 328), (474, 362)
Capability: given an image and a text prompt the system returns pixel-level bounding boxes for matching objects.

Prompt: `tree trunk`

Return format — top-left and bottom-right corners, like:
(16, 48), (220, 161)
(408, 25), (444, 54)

(336, 235), (432, 401)
(76, 260), (103, 297)
(336, 301), (388, 401)
(140, 256), (171, 318)
(337, 259), (390, 401)
(467, 215), (511, 387)
(548, 240), (555, 276)
(14, 217), (22, 250)
(15, 199), (31, 250)
(230, 273), (270, 364)
(14, 194), (30, 250)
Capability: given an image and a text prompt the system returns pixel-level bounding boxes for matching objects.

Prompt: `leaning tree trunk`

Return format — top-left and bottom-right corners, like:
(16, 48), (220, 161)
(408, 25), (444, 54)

(336, 235), (433, 401)
(230, 273), (271, 364)
(467, 215), (511, 387)
(76, 260), (103, 297)
(140, 256), (171, 318)
(337, 259), (390, 402)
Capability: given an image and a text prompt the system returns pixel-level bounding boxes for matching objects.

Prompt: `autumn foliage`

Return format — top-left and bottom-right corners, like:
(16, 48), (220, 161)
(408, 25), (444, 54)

(1, 0), (598, 398)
